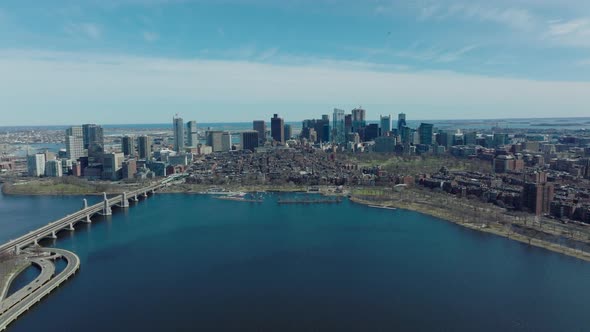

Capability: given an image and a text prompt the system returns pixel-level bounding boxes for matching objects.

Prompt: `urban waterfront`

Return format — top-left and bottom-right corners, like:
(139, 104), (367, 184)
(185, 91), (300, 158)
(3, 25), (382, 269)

(1, 191), (590, 331)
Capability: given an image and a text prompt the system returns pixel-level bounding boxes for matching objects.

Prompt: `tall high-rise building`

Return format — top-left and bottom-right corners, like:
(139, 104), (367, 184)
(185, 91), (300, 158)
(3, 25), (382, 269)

(271, 114), (285, 144)
(284, 124), (292, 141)
(397, 113), (407, 133)
(380, 115), (391, 136)
(207, 131), (225, 152)
(173, 116), (185, 152)
(253, 120), (266, 143)
(66, 135), (84, 161)
(222, 132), (232, 151)
(66, 126), (83, 137)
(121, 136), (135, 157)
(241, 131), (259, 152)
(332, 108), (346, 144)
(351, 108), (366, 132)
(83, 124), (104, 160)
(187, 121), (198, 147)
(418, 123), (434, 146)
(138, 135), (152, 160)
(27, 153), (46, 177)
(344, 114), (352, 135)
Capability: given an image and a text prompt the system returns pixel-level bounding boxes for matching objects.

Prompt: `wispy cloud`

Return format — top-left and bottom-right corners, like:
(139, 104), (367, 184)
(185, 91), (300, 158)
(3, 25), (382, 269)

(373, 44), (479, 63)
(2, 49), (589, 125)
(143, 31), (159, 42)
(545, 18), (590, 47)
(423, 3), (537, 31)
(65, 22), (102, 39)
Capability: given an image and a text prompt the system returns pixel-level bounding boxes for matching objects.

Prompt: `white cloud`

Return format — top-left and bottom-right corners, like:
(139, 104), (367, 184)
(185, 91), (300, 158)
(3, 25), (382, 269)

(0, 49), (589, 125)
(65, 22), (102, 39)
(143, 31), (159, 42)
(545, 18), (590, 47)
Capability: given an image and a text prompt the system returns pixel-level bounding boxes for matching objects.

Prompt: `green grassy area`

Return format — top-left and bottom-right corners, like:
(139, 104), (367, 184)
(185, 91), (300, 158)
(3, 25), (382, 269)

(2, 179), (114, 195)
(346, 154), (491, 174)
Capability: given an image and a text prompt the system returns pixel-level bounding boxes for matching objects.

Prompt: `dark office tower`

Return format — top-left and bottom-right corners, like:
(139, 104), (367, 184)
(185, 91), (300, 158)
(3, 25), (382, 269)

(397, 113), (407, 133)
(344, 114), (352, 134)
(284, 124), (292, 140)
(271, 114), (285, 144)
(351, 108), (366, 132)
(187, 121), (198, 147)
(138, 135), (152, 160)
(83, 124), (104, 160)
(418, 123), (434, 145)
(464, 131), (477, 146)
(241, 131), (259, 152)
(253, 120), (266, 143)
(173, 115), (185, 152)
(380, 115), (391, 136)
(121, 136), (135, 157)
(365, 123), (379, 141)
(401, 126), (412, 145)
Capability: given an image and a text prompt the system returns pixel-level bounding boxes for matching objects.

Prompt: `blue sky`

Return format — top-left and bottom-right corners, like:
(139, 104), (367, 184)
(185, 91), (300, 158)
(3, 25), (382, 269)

(1, 0), (590, 125)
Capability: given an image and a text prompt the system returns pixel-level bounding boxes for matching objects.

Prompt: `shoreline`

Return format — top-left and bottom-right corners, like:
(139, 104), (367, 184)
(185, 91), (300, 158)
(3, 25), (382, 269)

(348, 196), (590, 262)
(4, 181), (590, 262)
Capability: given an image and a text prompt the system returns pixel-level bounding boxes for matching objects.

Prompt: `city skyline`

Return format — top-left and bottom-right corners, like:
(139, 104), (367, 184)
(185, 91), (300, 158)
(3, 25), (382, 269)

(2, 1), (590, 125)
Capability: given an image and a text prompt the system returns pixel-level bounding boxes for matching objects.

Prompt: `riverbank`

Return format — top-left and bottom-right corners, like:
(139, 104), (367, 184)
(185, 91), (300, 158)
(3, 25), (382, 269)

(349, 195), (590, 262)
(1, 179), (145, 196)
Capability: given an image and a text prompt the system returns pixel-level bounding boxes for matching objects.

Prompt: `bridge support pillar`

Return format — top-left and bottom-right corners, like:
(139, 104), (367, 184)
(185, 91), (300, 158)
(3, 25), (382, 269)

(132, 194), (138, 202)
(121, 192), (129, 208)
(50, 231), (57, 239)
(83, 198), (88, 209)
(151, 189), (155, 195)
(67, 223), (75, 231)
(84, 214), (92, 223)
(103, 192), (112, 216)
(142, 192), (148, 198)
(15, 246), (20, 255)
(33, 238), (38, 246)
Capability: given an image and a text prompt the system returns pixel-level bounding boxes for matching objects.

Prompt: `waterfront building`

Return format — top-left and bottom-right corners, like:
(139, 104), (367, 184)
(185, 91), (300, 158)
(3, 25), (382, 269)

(121, 136), (136, 157)
(271, 114), (285, 144)
(44, 160), (63, 177)
(332, 108), (346, 144)
(253, 120), (266, 143)
(242, 131), (259, 152)
(397, 113), (407, 133)
(138, 135), (152, 160)
(222, 132), (232, 151)
(380, 115), (391, 136)
(66, 135), (85, 161)
(27, 153), (46, 177)
(173, 115), (185, 152)
(418, 123), (434, 146)
(102, 152), (124, 180)
(122, 159), (137, 179)
(187, 121), (198, 147)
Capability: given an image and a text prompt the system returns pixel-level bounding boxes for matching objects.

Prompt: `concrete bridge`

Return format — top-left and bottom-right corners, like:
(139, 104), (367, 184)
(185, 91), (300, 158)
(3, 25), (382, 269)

(0, 177), (177, 255)
(0, 248), (80, 331)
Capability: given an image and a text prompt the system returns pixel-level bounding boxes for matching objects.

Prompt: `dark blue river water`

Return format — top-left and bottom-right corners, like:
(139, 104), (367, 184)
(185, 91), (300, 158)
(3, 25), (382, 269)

(2, 191), (590, 331)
